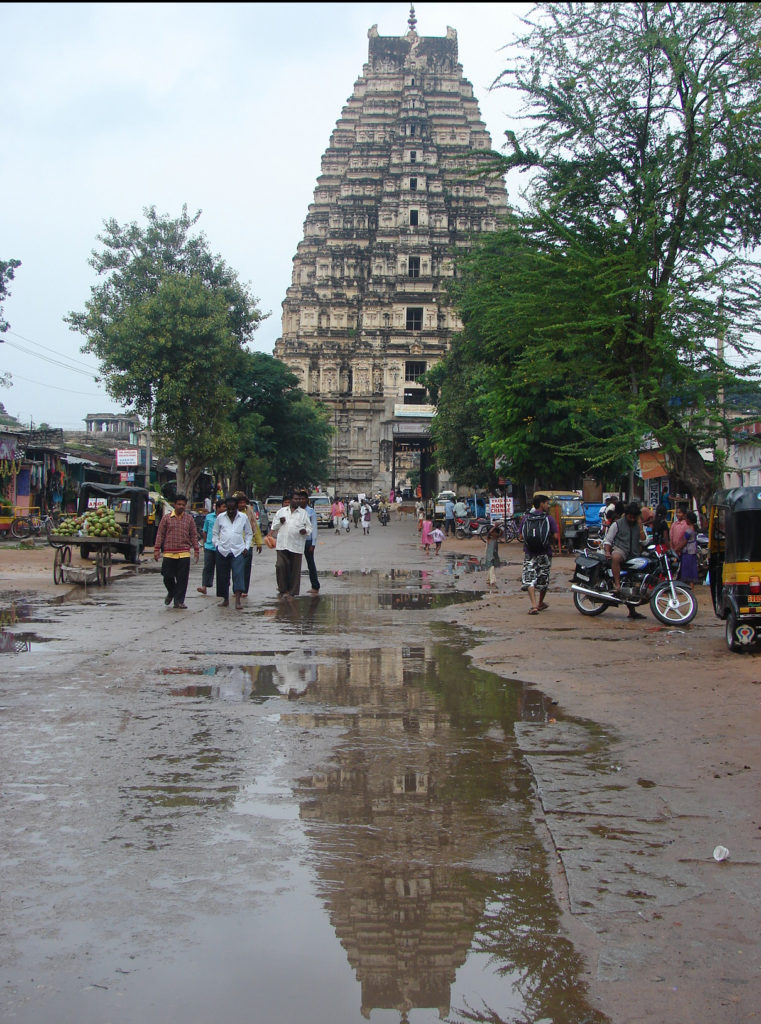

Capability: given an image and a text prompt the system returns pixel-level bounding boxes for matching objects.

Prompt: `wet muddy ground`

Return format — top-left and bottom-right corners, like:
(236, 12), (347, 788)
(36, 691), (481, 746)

(1, 523), (759, 1023)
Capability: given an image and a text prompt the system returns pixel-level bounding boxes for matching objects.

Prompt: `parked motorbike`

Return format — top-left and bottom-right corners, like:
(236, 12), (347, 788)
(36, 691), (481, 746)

(455, 515), (489, 539)
(570, 543), (697, 625)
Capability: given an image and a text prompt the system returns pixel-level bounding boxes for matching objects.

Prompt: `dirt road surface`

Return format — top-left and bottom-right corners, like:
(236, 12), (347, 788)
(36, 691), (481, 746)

(1, 523), (759, 1023)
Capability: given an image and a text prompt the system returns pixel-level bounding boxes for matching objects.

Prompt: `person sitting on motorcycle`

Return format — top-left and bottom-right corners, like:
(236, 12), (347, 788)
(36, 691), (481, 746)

(604, 501), (648, 619)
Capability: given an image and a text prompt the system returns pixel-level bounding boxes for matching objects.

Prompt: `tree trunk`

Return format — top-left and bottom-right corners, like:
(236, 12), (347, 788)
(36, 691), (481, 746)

(175, 456), (204, 502)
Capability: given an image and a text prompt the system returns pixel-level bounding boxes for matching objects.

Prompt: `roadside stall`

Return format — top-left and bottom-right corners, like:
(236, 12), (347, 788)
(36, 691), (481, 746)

(49, 483), (149, 586)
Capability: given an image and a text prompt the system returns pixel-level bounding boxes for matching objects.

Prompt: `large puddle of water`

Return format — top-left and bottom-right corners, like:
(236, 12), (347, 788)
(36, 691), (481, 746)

(150, 637), (606, 1021)
(1, 571), (608, 1024)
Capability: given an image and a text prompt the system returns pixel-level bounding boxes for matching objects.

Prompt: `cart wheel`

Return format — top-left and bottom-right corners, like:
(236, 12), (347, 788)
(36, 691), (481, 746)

(11, 517), (30, 540)
(53, 547), (64, 584)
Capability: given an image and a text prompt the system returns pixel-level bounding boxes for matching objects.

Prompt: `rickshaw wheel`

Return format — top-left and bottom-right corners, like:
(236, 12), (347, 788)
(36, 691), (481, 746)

(725, 612), (745, 653)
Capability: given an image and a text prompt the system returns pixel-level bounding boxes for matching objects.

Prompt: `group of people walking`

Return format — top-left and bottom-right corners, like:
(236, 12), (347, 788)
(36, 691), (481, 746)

(153, 488), (320, 609)
(330, 497), (374, 534)
(153, 485), (702, 618)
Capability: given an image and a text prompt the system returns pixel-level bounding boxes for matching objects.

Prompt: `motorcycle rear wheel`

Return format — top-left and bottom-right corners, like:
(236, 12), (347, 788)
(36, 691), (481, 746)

(572, 590), (609, 616)
(650, 582), (697, 625)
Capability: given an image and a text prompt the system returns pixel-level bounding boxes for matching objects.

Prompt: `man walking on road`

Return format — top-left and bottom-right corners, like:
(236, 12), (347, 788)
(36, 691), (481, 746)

(235, 492), (263, 597)
(153, 493), (199, 609)
(272, 491), (311, 598)
(213, 495), (252, 610)
(197, 497), (224, 595)
(519, 494), (558, 615)
(444, 496), (456, 536)
(299, 489), (320, 595)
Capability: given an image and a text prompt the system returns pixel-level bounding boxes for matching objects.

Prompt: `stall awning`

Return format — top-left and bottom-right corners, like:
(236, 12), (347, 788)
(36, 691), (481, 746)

(639, 450), (669, 479)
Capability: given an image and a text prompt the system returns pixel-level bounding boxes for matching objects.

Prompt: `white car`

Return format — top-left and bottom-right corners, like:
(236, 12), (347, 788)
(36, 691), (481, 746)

(309, 494), (333, 527)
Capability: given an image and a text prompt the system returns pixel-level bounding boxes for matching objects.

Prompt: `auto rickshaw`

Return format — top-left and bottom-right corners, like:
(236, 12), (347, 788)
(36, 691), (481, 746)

(534, 491), (589, 553)
(708, 487), (761, 652)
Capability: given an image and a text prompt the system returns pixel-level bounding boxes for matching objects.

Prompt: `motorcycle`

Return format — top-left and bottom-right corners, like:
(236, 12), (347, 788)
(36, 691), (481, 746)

(570, 543), (697, 625)
(455, 515), (489, 539)
(378, 506), (389, 526)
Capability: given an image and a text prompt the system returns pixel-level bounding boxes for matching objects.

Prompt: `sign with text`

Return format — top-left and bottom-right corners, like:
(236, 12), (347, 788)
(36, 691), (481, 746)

(116, 449), (139, 467)
(489, 497), (514, 522)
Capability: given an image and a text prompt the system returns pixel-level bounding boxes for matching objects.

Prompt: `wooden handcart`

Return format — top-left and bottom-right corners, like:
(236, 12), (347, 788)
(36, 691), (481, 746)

(51, 536), (114, 587)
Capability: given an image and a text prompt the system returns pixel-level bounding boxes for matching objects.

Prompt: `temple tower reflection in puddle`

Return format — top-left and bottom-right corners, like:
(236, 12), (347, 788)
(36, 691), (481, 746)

(286, 643), (529, 1020)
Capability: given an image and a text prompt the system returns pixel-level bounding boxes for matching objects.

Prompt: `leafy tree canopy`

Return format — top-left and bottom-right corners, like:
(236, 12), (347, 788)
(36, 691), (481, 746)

(434, 2), (761, 502)
(66, 207), (265, 493)
(0, 259), (21, 335)
(230, 351), (332, 495)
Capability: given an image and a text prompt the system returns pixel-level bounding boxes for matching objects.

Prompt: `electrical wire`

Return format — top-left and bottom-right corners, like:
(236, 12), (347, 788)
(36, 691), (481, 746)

(5, 329), (99, 372)
(5, 370), (106, 396)
(2, 338), (98, 378)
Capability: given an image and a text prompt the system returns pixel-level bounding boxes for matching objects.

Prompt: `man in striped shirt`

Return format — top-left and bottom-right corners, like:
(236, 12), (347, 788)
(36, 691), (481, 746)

(153, 494), (199, 609)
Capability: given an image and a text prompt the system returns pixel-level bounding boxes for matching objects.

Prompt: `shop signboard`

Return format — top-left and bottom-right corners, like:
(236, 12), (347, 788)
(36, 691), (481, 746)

(116, 449), (139, 467)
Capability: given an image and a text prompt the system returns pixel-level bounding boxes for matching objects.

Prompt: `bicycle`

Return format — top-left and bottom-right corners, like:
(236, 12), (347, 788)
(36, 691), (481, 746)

(10, 510), (62, 542)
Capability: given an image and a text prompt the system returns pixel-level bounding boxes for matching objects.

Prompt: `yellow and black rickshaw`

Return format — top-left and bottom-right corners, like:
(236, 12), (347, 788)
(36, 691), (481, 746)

(708, 487), (761, 652)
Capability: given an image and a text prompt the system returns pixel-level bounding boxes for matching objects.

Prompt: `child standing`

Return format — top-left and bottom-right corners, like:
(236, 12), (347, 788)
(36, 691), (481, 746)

(678, 510), (700, 588)
(420, 514), (433, 555)
(431, 525), (445, 555)
(483, 521), (502, 585)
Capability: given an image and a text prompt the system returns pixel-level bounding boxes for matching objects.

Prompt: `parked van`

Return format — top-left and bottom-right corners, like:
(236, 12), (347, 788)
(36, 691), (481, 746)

(264, 495), (283, 516)
(309, 493), (333, 527)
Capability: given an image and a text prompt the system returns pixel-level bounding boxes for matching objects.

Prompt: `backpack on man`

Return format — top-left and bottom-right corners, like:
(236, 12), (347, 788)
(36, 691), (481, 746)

(521, 510), (551, 553)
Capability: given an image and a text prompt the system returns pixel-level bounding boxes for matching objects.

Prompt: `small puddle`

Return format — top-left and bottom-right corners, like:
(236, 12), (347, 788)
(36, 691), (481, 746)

(0, 630), (56, 653)
(0, 600), (58, 653)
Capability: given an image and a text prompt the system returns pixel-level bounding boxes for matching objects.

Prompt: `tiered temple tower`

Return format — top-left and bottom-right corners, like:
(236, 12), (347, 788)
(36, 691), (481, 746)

(274, 11), (507, 496)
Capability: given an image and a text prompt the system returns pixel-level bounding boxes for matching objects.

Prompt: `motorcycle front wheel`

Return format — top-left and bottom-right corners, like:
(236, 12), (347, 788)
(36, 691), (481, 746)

(650, 583), (697, 625)
(572, 590), (609, 616)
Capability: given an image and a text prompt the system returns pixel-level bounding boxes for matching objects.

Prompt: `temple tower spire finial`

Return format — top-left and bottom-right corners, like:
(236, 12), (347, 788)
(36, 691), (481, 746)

(408, 4), (417, 33)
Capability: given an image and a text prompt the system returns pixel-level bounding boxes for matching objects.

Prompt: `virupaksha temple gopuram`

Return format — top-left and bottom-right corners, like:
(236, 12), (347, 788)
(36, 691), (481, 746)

(274, 7), (507, 497)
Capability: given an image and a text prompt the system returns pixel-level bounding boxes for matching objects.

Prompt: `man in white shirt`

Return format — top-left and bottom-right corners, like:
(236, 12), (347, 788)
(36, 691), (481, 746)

(212, 495), (253, 609)
(271, 490), (311, 598)
(298, 489), (320, 595)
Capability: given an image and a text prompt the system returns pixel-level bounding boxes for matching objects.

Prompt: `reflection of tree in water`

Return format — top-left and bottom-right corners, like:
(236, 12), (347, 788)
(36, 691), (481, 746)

(456, 865), (609, 1024)
(287, 642), (606, 1023)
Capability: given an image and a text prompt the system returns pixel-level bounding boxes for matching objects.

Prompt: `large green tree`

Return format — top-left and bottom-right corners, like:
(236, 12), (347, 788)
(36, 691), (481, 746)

(66, 207), (265, 493)
(436, 2), (761, 502)
(229, 351), (332, 495)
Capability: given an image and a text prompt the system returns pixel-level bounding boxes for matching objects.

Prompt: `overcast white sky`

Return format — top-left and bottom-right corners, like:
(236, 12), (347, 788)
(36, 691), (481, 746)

(1, 2), (529, 429)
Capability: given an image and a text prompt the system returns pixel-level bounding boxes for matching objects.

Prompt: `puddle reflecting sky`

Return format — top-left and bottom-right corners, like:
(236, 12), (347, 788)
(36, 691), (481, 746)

(283, 642), (604, 1023)
(2, 575), (607, 1024)
(0, 599), (56, 654)
(152, 640), (605, 1023)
